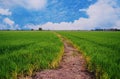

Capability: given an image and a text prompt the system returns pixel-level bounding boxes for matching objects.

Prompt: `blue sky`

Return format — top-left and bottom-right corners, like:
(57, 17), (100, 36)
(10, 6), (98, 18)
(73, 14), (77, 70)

(0, 0), (120, 30)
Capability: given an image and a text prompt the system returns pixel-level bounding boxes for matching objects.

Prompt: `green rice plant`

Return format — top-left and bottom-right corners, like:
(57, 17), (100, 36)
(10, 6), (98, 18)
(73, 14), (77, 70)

(0, 31), (63, 79)
(58, 31), (120, 79)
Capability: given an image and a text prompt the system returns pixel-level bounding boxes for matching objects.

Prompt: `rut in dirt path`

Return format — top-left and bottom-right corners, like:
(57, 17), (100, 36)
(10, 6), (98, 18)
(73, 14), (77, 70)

(32, 36), (95, 79)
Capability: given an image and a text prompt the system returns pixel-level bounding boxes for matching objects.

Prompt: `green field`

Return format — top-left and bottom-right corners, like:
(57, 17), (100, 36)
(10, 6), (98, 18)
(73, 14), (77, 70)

(58, 31), (120, 79)
(0, 31), (63, 79)
(0, 31), (120, 79)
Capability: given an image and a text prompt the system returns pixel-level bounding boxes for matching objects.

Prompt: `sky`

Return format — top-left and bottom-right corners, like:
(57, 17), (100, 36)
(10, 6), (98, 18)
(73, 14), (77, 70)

(0, 0), (120, 30)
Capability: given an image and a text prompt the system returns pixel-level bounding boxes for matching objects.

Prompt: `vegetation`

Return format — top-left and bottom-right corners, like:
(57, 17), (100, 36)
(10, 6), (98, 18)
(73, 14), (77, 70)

(0, 31), (63, 79)
(58, 31), (120, 79)
(1, 31), (120, 79)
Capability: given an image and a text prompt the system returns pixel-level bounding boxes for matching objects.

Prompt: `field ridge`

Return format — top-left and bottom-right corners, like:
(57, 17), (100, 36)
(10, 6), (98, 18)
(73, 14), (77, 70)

(32, 33), (95, 79)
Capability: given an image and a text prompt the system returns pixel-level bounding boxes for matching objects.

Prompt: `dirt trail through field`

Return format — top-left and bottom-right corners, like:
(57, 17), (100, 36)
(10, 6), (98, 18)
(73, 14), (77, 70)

(32, 34), (95, 79)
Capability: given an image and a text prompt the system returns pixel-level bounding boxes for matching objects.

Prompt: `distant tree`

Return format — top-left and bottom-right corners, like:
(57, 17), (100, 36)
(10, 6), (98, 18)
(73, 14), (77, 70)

(39, 28), (42, 31)
(7, 29), (10, 31)
(31, 29), (34, 31)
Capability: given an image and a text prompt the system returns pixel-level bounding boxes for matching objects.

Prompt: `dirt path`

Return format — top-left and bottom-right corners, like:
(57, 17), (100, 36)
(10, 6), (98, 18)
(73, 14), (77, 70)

(32, 36), (95, 79)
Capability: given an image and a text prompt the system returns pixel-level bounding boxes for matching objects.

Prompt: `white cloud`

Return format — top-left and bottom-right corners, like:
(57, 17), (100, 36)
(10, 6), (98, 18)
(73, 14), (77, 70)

(41, 22), (74, 30)
(87, 0), (120, 27)
(41, 0), (120, 30)
(24, 24), (40, 30)
(14, 24), (21, 30)
(3, 18), (14, 26)
(26, 0), (47, 10)
(0, 24), (7, 30)
(25, 0), (120, 30)
(114, 20), (120, 29)
(79, 8), (87, 12)
(0, 24), (21, 30)
(1, 0), (47, 10)
(2, 18), (20, 30)
(0, 8), (12, 15)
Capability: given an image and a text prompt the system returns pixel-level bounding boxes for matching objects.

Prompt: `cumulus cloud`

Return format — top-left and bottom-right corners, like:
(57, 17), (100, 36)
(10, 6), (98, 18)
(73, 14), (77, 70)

(41, 22), (74, 30)
(24, 24), (40, 30)
(26, 0), (47, 10)
(3, 18), (14, 26)
(2, 18), (21, 30)
(25, 0), (120, 30)
(0, 24), (7, 30)
(45, 0), (120, 30)
(114, 20), (120, 29)
(86, 0), (120, 28)
(0, 0), (47, 10)
(0, 8), (12, 15)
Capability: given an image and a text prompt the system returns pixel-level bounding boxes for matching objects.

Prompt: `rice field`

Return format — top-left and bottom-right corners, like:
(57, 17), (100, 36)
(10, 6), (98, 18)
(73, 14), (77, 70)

(0, 31), (120, 79)
(58, 31), (120, 79)
(0, 31), (63, 79)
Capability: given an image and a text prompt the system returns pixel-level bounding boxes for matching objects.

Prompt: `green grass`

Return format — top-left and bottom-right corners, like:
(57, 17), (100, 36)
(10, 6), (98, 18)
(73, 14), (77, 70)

(0, 31), (63, 79)
(58, 31), (120, 79)
(1, 31), (120, 79)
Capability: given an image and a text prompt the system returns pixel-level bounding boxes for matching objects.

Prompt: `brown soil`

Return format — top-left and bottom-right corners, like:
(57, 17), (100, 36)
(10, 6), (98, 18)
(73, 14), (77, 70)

(31, 37), (95, 79)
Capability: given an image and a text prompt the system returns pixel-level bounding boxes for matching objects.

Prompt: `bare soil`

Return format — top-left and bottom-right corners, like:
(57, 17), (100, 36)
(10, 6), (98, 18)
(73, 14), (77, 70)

(32, 37), (95, 79)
